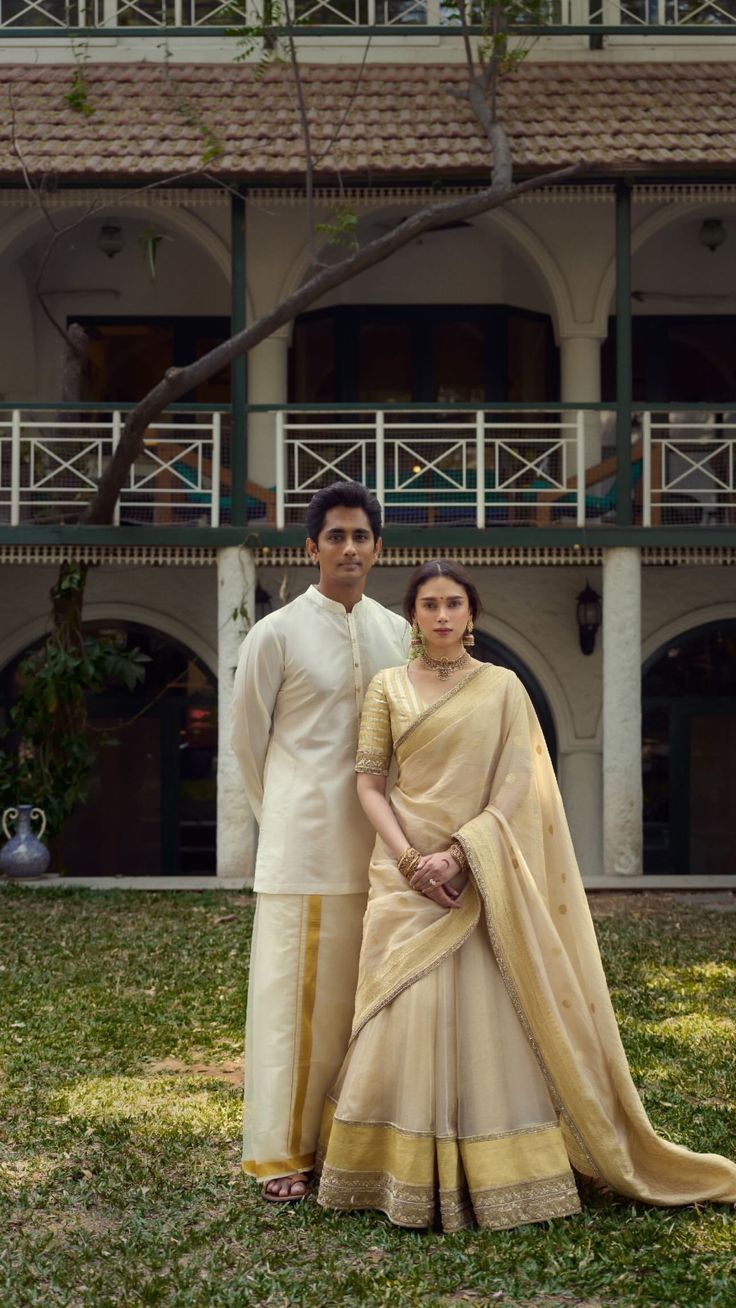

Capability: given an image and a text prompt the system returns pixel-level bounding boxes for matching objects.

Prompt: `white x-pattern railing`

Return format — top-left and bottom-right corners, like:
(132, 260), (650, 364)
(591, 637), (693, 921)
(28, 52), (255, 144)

(642, 412), (736, 526)
(0, 410), (222, 526)
(276, 409), (587, 528)
(2, 0), (734, 25)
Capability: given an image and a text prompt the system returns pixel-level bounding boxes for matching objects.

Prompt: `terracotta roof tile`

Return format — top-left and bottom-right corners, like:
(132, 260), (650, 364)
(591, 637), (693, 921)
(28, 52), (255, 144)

(0, 61), (733, 181)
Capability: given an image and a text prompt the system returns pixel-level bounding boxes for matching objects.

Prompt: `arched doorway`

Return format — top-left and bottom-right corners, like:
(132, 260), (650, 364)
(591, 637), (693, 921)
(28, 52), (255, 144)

(473, 631), (557, 768)
(642, 620), (736, 875)
(0, 622), (217, 877)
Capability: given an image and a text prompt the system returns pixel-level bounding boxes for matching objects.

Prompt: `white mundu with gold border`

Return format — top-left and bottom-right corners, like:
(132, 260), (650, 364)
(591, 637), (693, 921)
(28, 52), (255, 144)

(232, 584), (409, 1180)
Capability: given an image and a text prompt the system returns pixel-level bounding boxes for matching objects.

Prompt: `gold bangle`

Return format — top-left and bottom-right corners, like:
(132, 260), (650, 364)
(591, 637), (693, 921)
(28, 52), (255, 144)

(397, 846), (421, 879)
(449, 841), (468, 873)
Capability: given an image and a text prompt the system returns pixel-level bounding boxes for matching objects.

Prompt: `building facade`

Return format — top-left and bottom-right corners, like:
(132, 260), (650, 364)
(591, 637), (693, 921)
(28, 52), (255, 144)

(1, 7), (735, 886)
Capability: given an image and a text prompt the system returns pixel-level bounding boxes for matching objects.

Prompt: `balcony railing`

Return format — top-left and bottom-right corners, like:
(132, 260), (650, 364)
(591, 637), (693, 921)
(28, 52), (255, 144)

(0, 406), (226, 527)
(1, 0), (734, 32)
(275, 405), (736, 529)
(2, 403), (736, 530)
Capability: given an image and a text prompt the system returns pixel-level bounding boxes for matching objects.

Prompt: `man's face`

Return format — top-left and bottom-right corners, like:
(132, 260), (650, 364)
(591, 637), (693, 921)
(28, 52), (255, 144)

(307, 506), (381, 587)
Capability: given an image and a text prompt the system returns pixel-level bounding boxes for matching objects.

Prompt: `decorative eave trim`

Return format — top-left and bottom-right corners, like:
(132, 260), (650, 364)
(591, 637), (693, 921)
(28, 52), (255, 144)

(634, 184), (736, 204)
(0, 188), (228, 210)
(246, 184), (616, 207)
(1, 544), (733, 568)
(0, 545), (218, 566)
(2, 184), (735, 212)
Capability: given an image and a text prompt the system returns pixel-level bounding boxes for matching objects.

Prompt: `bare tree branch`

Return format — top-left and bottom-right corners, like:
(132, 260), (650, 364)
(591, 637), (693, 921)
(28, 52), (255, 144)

(283, 0), (317, 269)
(83, 161), (581, 525)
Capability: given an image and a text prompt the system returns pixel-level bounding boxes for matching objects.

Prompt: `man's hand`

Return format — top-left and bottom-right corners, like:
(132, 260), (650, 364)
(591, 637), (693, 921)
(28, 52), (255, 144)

(409, 849), (462, 909)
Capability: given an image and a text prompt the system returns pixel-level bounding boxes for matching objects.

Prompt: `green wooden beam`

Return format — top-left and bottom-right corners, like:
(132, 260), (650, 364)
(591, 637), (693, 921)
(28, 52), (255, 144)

(615, 181), (633, 528)
(2, 23), (735, 36)
(230, 189), (248, 528)
(1, 526), (735, 549)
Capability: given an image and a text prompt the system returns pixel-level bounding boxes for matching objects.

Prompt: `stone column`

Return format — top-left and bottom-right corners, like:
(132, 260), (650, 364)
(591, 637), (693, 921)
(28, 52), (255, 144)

(559, 332), (606, 467)
(559, 748), (603, 879)
(247, 329), (290, 492)
(602, 547), (642, 877)
(216, 546), (257, 884)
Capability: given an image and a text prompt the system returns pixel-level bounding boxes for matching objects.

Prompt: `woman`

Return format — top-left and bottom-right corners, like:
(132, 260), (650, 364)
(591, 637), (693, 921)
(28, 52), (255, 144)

(317, 559), (736, 1232)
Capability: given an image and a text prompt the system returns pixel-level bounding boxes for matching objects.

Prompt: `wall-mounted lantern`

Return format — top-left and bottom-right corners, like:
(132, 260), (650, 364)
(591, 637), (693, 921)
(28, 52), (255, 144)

(699, 218), (726, 254)
(576, 583), (602, 656)
(98, 223), (124, 259)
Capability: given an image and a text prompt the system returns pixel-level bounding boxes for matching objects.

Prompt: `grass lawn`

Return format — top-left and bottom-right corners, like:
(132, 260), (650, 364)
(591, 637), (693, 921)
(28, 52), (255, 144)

(0, 887), (734, 1308)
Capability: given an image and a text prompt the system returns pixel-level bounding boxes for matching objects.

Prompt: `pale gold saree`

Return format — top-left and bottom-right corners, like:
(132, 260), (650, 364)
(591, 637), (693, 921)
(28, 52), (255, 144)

(317, 664), (736, 1232)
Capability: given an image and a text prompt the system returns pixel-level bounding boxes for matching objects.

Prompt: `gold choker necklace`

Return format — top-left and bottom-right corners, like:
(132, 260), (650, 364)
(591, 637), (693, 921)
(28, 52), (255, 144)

(420, 650), (471, 681)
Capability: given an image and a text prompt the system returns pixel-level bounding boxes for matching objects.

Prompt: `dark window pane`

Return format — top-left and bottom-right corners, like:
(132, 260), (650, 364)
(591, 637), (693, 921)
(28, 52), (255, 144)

(432, 319), (485, 402)
(357, 323), (412, 402)
(292, 316), (336, 402)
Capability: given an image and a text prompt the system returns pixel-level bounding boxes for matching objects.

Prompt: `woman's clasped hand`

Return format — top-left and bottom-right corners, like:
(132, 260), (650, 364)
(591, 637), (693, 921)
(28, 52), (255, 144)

(408, 849), (462, 907)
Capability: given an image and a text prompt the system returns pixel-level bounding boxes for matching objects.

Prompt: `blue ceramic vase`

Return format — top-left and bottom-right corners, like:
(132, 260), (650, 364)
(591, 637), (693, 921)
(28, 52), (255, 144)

(0, 805), (50, 879)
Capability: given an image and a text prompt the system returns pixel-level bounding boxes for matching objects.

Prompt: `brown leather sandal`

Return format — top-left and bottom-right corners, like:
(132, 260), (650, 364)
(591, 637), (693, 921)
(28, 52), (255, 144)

(261, 1172), (309, 1204)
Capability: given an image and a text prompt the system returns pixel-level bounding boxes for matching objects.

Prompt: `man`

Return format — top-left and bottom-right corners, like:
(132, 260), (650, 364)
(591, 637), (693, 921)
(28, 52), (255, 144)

(231, 481), (409, 1202)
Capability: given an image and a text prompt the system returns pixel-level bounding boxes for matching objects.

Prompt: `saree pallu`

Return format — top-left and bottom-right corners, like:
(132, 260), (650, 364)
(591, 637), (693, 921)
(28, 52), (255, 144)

(317, 665), (736, 1230)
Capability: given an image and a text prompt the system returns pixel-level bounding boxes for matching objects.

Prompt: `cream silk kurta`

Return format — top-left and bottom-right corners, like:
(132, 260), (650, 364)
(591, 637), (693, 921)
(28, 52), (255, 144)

(231, 584), (409, 895)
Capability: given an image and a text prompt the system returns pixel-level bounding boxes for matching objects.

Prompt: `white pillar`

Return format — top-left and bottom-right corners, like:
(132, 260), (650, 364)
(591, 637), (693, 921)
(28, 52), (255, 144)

(559, 748), (603, 879)
(559, 332), (605, 467)
(602, 547), (642, 877)
(216, 546), (258, 884)
(247, 329), (290, 491)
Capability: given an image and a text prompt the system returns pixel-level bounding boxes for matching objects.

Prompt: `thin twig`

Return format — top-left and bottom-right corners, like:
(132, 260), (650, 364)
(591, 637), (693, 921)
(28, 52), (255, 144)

(282, 0), (317, 268)
(313, 29), (374, 167)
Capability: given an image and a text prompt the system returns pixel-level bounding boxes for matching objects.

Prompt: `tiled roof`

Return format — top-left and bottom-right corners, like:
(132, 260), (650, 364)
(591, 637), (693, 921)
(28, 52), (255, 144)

(0, 62), (733, 182)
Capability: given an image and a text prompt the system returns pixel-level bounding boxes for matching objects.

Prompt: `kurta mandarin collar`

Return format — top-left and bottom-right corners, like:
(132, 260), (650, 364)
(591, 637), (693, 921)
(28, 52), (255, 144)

(305, 584), (365, 616)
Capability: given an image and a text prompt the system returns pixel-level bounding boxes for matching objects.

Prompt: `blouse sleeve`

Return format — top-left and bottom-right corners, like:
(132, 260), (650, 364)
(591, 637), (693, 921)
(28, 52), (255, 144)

(355, 672), (393, 776)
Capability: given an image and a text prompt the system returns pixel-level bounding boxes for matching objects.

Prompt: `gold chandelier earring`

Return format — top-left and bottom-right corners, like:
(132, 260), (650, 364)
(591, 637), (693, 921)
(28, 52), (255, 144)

(463, 618), (475, 648)
(409, 621), (424, 660)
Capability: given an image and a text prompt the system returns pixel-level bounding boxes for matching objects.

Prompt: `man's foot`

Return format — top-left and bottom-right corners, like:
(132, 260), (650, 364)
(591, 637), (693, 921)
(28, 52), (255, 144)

(261, 1172), (309, 1204)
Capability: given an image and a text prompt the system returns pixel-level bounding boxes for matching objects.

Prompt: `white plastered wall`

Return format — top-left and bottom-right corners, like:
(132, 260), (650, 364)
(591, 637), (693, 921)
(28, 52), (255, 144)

(2, 558), (735, 881)
(0, 564), (216, 675)
(0, 200), (230, 401)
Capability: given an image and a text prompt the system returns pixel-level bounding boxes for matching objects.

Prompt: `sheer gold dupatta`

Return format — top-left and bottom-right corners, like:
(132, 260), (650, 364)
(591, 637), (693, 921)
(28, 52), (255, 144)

(456, 679), (736, 1208)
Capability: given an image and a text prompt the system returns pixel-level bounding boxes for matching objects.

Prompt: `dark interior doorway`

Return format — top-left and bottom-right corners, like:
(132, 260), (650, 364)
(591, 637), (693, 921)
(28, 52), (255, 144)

(642, 620), (736, 875)
(473, 631), (557, 769)
(0, 622), (217, 876)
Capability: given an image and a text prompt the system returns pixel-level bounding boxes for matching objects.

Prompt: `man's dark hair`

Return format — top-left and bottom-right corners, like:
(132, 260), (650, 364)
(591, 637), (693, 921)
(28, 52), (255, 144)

(305, 481), (382, 543)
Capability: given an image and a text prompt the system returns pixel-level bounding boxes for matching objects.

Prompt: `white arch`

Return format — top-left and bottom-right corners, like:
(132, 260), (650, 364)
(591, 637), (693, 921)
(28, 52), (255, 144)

(0, 202), (249, 312)
(592, 199), (736, 338)
(275, 203), (575, 342)
(642, 602), (736, 667)
(474, 614), (580, 754)
(0, 602), (217, 679)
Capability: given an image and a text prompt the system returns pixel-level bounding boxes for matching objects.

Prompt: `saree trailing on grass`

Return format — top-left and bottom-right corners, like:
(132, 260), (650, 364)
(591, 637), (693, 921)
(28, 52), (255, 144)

(318, 665), (736, 1230)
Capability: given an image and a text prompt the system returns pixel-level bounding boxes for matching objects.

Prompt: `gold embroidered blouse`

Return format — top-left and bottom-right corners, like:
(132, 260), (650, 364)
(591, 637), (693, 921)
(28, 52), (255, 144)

(355, 666), (426, 776)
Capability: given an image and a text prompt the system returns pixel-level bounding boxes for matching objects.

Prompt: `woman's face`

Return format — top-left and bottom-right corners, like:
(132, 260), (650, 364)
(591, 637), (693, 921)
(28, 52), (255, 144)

(412, 577), (471, 650)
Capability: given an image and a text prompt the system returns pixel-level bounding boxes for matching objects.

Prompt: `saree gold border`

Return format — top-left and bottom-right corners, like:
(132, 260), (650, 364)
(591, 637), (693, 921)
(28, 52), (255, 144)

(393, 664), (494, 756)
(459, 827), (600, 1179)
(288, 895), (323, 1158)
(318, 1117), (580, 1231)
(323, 1116), (571, 1189)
